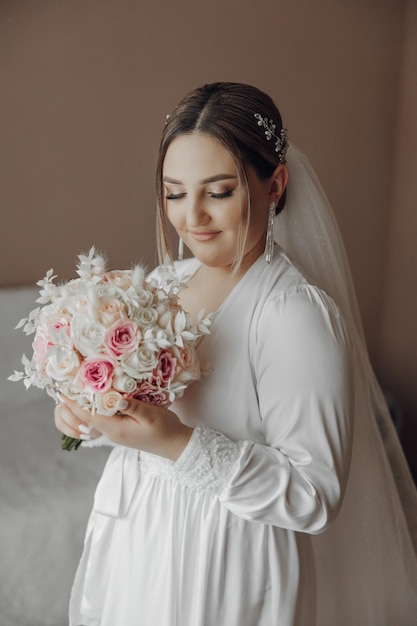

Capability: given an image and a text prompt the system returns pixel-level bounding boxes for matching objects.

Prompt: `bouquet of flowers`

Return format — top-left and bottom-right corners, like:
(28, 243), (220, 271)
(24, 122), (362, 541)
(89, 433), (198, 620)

(8, 247), (213, 450)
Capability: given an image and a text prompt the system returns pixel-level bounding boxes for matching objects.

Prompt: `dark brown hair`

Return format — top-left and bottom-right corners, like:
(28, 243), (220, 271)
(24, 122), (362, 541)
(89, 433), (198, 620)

(156, 82), (287, 266)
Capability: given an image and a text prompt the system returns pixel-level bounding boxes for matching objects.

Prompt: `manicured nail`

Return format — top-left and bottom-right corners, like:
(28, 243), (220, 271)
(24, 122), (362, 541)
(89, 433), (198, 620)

(79, 434), (91, 441)
(118, 399), (129, 411)
(56, 392), (64, 403)
(78, 424), (92, 435)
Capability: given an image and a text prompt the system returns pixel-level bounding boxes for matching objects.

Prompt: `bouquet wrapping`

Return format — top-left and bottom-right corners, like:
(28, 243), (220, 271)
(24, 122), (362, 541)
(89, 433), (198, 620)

(9, 248), (213, 450)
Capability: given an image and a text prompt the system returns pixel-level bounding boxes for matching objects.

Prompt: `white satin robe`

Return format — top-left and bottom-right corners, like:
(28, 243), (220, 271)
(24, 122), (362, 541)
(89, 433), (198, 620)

(70, 249), (354, 626)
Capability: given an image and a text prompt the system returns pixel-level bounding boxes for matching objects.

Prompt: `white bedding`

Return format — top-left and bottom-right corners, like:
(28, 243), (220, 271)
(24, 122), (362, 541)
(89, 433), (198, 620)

(0, 288), (109, 626)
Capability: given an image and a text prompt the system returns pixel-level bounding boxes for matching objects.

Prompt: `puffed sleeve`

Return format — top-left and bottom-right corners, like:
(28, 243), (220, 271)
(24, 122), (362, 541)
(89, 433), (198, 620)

(169, 284), (355, 534)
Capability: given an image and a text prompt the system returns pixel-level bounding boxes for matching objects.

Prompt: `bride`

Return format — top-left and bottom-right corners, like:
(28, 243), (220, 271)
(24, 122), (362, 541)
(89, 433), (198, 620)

(55, 82), (417, 625)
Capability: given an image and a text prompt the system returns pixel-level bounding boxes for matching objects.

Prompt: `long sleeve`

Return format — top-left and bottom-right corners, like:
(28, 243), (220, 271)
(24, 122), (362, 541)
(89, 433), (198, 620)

(160, 284), (355, 534)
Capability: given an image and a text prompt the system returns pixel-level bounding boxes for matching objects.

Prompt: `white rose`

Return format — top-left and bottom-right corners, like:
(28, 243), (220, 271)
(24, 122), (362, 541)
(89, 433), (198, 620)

(125, 290), (155, 319)
(132, 307), (158, 329)
(59, 379), (92, 406)
(96, 284), (119, 298)
(45, 346), (80, 382)
(136, 289), (154, 307)
(70, 315), (107, 356)
(134, 287), (154, 308)
(112, 373), (137, 393)
(64, 290), (91, 316)
(120, 347), (158, 379)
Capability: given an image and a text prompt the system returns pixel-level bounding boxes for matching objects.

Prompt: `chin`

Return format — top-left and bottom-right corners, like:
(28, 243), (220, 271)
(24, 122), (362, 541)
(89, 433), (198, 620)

(191, 249), (234, 269)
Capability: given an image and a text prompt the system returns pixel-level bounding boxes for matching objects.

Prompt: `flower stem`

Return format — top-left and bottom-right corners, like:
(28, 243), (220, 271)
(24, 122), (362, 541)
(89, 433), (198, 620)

(61, 434), (82, 451)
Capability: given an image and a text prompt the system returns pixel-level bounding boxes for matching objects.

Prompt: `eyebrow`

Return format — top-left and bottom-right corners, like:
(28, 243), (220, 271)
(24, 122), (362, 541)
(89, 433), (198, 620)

(163, 174), (238, 185)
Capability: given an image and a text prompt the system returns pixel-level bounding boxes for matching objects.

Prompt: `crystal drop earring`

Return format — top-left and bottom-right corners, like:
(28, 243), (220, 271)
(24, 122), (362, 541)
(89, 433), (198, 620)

(264, 201), (276, 264)
(178, 237), (184, 261)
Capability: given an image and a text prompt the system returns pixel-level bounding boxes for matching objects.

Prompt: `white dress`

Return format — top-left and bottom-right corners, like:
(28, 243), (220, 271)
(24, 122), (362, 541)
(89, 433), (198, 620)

(70, 249), (355, 626)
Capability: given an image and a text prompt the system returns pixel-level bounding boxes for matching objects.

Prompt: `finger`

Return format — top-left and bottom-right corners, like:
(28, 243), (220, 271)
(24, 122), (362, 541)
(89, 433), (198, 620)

(55, 398), (94, 440)
(116, 398), (154, 422)
(86, 408), (132, 441)
(60, 395), (93, 424)
(54, 403), (86, 439)
(83, 398), (136, 433)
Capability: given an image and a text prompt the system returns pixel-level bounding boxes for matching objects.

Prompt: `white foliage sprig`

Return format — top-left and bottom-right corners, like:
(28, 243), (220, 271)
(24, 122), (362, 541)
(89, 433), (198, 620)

(36, 268), (58, 304)
(76, 246), (107, 281)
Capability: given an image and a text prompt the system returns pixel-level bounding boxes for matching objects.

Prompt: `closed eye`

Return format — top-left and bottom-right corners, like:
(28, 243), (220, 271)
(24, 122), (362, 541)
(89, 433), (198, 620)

(166, 190), (234, 200)
(209, 190), (234, 199)
(165, 192), (186, 200)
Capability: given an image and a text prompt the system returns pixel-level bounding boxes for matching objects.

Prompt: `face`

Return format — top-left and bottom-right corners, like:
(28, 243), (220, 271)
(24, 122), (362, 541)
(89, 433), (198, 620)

(162, 133), (282, 271)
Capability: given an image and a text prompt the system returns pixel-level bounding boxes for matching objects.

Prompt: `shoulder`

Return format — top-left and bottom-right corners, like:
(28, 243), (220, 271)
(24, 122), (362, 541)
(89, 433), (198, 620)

(262, 249), (343, 317)
(252, 251), (349, 348)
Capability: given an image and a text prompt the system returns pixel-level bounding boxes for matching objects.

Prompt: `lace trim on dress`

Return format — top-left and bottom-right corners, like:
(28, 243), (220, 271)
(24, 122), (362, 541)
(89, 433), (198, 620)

(139, 426), (241, 494)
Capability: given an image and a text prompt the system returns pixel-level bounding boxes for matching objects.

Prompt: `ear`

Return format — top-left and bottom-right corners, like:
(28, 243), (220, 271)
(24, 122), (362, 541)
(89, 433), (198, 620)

(268, 165), (288, 205)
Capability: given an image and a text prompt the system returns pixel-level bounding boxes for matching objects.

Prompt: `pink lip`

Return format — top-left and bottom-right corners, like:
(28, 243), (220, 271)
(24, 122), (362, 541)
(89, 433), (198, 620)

(189, 230), (221, 242)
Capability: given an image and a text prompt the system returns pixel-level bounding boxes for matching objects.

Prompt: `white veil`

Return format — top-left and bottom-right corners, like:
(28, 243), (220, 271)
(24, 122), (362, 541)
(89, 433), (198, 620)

(275, 145), (417, 624)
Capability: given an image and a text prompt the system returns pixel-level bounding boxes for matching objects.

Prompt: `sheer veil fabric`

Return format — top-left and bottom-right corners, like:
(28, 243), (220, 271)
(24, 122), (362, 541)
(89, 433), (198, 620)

(276, 145), (417, 623)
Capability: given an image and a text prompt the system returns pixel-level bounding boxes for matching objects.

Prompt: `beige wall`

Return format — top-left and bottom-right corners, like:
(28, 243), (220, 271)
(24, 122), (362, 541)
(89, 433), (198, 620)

(1, 0), (415, 470)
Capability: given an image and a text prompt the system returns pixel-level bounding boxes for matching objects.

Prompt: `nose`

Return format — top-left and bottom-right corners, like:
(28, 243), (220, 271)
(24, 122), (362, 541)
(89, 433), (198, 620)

(185, 195), (210, 228)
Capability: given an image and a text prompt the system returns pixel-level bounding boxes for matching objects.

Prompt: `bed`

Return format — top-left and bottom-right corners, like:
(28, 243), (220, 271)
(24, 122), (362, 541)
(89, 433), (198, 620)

(0, 287), (109, 626)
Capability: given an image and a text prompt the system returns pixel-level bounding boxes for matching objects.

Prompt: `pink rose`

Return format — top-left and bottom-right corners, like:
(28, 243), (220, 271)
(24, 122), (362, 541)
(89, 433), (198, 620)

(51, 316), (71, 334)
(33, 316), (71, 365)
(77, 355), (115, 392)
(105, 320), (141, 357)
(151, 350), (178, 387)
(32, 326), (52, 365)
(130, 381), (171, 406)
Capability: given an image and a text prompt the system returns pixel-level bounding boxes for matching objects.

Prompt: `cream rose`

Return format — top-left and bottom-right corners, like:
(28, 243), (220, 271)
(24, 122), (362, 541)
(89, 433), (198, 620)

(104, 270), (132, 290)
(173, 344), (201, 384)
(98, 296), (126, 325)
(95, 390), (125, 416)
(45, 346), (80, 382)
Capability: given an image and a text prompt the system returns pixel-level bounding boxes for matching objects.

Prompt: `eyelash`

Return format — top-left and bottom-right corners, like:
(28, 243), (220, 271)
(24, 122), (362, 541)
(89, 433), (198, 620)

(165, 193), (185, 200)
(211, 190), (233, 199)
(165, 190), (234, 200)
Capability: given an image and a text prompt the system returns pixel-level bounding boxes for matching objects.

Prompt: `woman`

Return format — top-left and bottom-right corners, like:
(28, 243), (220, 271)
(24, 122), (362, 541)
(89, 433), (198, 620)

(55, 82), (417, 625)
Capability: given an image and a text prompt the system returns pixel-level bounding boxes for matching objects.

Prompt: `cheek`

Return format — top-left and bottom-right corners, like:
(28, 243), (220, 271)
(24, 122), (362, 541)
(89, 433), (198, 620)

(166, 207), (180, 230)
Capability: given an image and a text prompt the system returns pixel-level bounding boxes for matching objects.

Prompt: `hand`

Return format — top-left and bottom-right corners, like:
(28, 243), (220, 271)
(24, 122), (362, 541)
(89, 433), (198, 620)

(55, 396), (193, 461)
(54, 397), (102, 442)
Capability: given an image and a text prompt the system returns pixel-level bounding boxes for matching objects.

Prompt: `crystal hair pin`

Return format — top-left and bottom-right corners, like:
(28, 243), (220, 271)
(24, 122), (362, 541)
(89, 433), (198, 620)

(254, 113), (289, 163)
